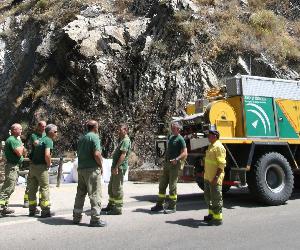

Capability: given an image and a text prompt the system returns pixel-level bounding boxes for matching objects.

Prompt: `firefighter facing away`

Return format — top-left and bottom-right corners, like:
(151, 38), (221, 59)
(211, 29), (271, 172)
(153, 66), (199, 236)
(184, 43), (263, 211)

(151, 121), (187, 214)
(73, 120), (106, 227)
(203, 129), (226, 226)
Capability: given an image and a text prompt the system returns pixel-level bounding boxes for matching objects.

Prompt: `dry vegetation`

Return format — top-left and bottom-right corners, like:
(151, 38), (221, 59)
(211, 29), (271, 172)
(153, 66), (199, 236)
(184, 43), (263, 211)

(187, 0), (300, 65)
(0, 0), (135, 25)
(1, 0), (299, 66)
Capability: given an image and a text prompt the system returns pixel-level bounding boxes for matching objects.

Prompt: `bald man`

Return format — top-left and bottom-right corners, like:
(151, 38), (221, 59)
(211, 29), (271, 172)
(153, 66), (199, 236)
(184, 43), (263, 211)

(0, 124), (26, 217)
(73, 120), (106, 227)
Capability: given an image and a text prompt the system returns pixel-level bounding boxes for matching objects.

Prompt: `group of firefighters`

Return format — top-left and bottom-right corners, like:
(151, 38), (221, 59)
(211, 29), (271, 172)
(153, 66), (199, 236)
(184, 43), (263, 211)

(0, 119), (226, 227)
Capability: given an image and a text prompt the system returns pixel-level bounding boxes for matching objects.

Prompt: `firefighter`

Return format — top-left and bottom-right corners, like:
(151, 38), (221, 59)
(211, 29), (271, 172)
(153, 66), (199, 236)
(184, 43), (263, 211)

(73, 120), (106, 227)
(0, 124), (26, 217)
(102, 123), (131, 215)
(28, 124), (57, 218)
(23, 120), (46, 208)
(151, 121), (187, 214)
(203, 129), (226, 226)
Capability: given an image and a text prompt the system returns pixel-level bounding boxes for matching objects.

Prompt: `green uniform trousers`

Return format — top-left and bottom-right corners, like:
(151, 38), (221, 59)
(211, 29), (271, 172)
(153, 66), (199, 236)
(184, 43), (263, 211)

(107, 168), (125, 211)
(0, 163), (19, 208)
(24, 176), (30, 202)
(28, 164), (50, 212)
(156, 161), (183, 208)
(73, 168), (102, 222)
(24, 169), (42, 202)
(204, 180), (223, 220)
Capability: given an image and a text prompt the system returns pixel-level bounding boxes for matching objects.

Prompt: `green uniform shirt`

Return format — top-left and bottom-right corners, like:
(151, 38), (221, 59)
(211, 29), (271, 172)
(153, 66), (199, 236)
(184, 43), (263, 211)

(112, 135), (131, 171)
(30, 132), (46, 145)
(4, 136), (23, 164)
(166, 134), (186, 160)
(31, 136), (53, 165)
(29, 132), (46, 160)
(77, 132), (102, 169)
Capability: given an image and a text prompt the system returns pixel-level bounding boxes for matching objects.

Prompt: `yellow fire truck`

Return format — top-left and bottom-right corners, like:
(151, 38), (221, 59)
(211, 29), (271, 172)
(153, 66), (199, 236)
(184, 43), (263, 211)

(156, 75), (300, 205)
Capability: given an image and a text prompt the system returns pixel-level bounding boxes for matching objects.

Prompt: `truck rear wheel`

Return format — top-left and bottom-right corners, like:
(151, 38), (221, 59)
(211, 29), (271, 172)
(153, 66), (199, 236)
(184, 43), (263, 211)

(247, 152), (294, 205)
(195, 173), (231, 193)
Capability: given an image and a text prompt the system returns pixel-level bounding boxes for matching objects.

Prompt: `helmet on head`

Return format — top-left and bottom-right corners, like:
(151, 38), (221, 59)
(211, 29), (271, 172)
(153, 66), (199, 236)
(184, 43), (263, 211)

(208, 129), (220, 139)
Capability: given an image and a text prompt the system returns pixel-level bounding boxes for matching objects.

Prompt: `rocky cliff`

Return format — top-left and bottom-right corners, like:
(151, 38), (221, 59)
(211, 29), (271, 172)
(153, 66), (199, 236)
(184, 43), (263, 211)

(0, 0), (299, 168)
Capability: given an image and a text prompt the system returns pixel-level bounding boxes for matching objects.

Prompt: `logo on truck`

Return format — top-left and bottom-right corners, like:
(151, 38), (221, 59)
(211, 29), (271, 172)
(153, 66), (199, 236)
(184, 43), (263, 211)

(244, 96), (276, 137)
(246, 103), (271, 135)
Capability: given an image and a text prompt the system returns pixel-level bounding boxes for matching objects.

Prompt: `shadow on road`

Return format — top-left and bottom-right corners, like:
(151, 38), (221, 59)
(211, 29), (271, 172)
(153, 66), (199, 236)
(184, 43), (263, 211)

(37, 217), (74, 226)
(166, 218), (207, 228)
(132, 187), (300, 212)
(7, 204), (24, 208)
(37, 216), (91, 227)
(133, 208), (153, 214)
(37, 217), (104, 227)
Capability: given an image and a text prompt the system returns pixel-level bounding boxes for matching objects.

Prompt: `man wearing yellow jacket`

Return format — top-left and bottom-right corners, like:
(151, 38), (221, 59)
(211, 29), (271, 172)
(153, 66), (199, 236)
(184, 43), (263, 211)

(204, 129), (226, 226)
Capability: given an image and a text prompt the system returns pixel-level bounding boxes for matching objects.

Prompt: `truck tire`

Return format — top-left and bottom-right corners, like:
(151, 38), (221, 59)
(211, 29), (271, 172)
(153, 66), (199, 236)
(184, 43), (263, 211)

(195, 173), (231, 193)
(247, 152), (294, 205)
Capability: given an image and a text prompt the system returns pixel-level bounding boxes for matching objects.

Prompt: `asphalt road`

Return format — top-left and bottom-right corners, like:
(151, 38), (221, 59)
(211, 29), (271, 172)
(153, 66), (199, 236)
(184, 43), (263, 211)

(1, 183), (300, 250)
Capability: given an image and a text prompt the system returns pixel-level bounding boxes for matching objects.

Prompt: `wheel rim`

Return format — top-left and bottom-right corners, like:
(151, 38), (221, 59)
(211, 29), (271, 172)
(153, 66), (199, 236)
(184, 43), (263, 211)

(265, 164), (285, 193)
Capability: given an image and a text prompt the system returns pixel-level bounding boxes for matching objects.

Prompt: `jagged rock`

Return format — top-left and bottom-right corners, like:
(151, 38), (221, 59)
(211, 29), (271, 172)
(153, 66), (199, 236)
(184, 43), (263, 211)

(0, 39), (6, 74)
(239, 0), (249, 7)
(253, 54), (300, 80)
(80, 5), (102, 18)
(238, 56), (251, 75)
(104, 26), (126, 45)
(0, 17), (12, 33)
(167, 0), (200, 12)
(109, 43), (123, 52)
(141, 35), (152, 55)
(124, 18), (150, 40)
(131, 0), (158, 15)
(36, 23), (56, 57)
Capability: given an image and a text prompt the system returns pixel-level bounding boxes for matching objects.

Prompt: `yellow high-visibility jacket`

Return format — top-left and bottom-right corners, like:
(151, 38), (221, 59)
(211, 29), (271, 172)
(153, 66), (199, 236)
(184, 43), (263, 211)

(204, 140), (226, 185)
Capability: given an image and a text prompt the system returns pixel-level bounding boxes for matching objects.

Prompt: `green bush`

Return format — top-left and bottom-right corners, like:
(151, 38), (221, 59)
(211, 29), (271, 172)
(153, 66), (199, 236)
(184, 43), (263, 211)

(250, 10), (283, 35)
(36, 0), (48, 11)
(196, 0), (216, 6)
(151, 40), (168, 56)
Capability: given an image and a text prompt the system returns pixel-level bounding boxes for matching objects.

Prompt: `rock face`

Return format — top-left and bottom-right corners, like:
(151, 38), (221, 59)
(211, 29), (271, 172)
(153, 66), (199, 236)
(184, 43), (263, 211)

(0, 0), (299, 168)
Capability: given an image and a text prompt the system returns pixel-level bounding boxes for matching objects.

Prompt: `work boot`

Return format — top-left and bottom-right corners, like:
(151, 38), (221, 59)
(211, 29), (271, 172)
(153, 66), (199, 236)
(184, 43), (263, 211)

(29, 208), (40, 217)
(203, 214), (213, 222)
(73, 213), (82, 224)
(150, 204), (164, 212)
(89, 220), (107, 227)
(23, 200), (29, 208)
(1, 207), (15, 215)
(164, 204), (176, 214)
(106, 208), (122, 215)
(41, 209), (54, 218)
(101, 204), (113, 212)
(207, 219), (223, 226)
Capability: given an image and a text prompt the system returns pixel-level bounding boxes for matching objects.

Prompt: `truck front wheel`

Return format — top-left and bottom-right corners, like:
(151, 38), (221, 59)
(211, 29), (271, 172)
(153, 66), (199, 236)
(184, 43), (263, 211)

(247, 152), (294, 205)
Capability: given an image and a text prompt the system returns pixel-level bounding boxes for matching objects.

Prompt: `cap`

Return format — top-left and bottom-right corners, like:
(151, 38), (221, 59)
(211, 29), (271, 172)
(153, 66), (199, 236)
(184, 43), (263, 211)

(208, 129), (220, 137)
